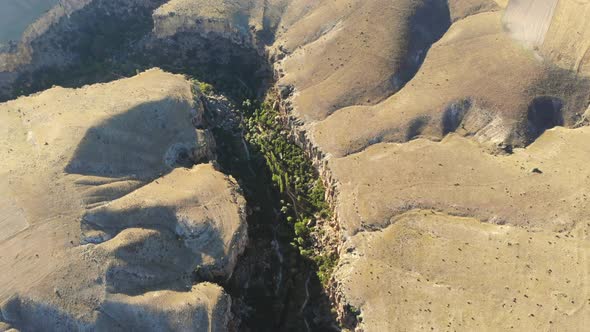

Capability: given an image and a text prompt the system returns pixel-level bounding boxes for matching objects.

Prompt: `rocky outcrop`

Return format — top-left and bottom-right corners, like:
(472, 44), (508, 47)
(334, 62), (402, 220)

(0, 69), (246, 330)
(152, 0), (254, 45)
(145, 0), (269, 90)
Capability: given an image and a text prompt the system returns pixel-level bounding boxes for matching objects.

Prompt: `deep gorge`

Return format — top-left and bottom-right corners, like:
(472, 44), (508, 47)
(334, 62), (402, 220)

(0, 4), (344, 330)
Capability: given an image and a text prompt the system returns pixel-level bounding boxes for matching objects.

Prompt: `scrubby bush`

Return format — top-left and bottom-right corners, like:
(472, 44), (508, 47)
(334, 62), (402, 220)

(198, 81), (215, 95)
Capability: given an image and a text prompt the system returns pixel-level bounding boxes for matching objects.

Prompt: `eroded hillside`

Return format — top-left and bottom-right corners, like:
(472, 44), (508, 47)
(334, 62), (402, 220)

(0, 69), (246, 330)
(1, 0), (589, 331)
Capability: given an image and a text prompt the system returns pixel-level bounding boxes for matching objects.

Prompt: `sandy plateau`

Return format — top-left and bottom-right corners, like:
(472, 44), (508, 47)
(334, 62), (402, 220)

(1, 0), (589, 331)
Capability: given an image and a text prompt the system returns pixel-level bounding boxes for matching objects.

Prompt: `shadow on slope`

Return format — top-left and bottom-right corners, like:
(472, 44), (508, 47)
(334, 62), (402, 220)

(2, 287), (221, 331)
(4, 0), (271, 102)
(395, 0), (452, 91)
(64, 98), (201, 205)
(526, 96), (564, 143)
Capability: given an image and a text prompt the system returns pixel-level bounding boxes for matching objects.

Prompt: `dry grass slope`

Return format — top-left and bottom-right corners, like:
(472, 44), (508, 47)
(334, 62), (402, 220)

(0, 69), (246, 331)
(0, 0), (589, 330)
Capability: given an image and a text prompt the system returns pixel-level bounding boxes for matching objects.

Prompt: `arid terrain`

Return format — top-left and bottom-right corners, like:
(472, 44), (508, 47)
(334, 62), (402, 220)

(1, 0), (589, 331)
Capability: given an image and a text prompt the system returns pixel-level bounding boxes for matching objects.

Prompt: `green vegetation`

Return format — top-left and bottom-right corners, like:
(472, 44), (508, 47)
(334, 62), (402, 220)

(239, 96), (337, 285)
(313, 251), (339, 285)
(349, 305), (361, 316)
(197, 81), (215, 96)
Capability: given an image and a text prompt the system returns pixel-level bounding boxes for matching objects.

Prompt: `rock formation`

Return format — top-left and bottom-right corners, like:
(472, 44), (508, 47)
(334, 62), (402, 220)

(0, 69), (246, 330)
(1, 0), (589, 330)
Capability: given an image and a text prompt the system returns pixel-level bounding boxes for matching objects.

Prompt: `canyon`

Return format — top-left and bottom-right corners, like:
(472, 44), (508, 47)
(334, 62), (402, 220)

(1, 0), (589, 331)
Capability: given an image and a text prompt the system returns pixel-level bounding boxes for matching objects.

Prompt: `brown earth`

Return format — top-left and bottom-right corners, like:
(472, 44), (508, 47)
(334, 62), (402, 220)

(1, 0), (589, 331)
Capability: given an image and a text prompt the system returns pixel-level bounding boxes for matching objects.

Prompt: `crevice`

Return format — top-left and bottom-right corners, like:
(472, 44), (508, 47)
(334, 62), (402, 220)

(525, 96), (564, 143)
(201, 93), (340, 331)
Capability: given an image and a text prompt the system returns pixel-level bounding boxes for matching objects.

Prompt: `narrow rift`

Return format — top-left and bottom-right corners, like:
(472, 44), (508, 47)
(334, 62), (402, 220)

(241, 96), (337, 285)
(200, 85), (340, 331)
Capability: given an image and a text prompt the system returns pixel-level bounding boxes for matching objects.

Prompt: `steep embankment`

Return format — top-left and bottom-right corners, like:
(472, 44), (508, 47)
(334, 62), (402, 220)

(0, 0), (169, 99)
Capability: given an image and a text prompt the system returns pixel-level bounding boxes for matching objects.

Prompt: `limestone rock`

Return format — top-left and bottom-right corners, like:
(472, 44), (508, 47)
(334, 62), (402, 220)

(152, 0), (253, 44)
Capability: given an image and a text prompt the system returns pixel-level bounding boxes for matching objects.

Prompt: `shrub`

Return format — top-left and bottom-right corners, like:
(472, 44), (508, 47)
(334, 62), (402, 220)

(198, 81), (215, 95)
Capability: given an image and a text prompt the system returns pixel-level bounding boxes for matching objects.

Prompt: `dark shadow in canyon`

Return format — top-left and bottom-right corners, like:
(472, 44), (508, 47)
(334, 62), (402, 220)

(3, 0), (269, 103)
(395, 0), (452, 91)
(204, 98), (340, 332)
(526, 96), (564, 142)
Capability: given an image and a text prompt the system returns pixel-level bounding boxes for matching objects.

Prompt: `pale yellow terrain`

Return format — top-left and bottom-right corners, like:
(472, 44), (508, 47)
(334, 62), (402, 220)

(541, 0), (590, 75)
(0, 0), (589, 330)
(0, 69), (246, 330)
(271, 0), (590, 330)
(275, 0), (453, 122)
(502, 0), (590, 75)
(330, 127), (590, 236)
(335, 211), (589, 331)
